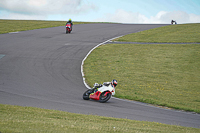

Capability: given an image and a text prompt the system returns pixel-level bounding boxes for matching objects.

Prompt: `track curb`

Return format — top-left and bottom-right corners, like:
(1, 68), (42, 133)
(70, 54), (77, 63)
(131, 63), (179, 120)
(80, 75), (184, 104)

(81, 36), (123, 89)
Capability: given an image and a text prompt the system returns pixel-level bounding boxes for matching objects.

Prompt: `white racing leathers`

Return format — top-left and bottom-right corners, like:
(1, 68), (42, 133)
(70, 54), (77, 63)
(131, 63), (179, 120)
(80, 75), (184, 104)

(97, 82), (115, 96)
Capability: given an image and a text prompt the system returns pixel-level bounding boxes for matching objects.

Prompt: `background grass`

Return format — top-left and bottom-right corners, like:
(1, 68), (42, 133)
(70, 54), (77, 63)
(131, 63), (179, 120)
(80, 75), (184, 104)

(84, 24), (200, 113)
(84, 44), (200, 113)
(114, 24), (200, 43)
(0, 104), (199, 133)
(0, 19), (94, 34)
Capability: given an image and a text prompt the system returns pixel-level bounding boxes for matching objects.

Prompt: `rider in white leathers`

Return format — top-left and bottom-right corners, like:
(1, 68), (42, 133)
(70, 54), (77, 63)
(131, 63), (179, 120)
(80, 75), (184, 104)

(93, 79), (117, 95)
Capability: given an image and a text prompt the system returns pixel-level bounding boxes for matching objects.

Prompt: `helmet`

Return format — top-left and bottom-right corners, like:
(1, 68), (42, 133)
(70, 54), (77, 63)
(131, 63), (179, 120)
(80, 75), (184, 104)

(111, 79), (117, 87)
(69, 19), (72, 21)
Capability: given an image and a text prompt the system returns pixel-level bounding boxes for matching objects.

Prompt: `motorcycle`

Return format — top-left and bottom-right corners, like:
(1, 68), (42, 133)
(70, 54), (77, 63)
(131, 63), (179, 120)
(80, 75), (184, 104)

(171, 20), (177, 25)
(83, 83), (115, 103)
(66, 23), (72, 34)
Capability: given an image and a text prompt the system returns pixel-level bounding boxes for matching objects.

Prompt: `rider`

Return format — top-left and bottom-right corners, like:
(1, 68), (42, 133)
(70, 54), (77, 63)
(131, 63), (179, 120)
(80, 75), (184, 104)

(66, 18), (73, 31)
(171, 20), (177, 24)
(104, 79), (118, 88)
(93, 79), (117, 94)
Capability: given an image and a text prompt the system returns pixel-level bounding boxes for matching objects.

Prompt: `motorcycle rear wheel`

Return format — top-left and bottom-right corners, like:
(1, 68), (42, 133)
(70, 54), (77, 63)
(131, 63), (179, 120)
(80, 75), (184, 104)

(83, 89), (93, 100)
(99, 92), (111, 103)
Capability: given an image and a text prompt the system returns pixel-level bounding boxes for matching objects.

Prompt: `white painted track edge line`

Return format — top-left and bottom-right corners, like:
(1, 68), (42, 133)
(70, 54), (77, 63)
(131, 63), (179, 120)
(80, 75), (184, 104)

(81, 35), (124, 89)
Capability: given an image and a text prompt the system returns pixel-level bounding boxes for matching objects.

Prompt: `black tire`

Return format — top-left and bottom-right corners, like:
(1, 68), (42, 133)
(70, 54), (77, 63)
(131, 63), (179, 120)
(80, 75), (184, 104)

(66, 28), (69, 34)
(99, 92), (111, 103)
(83, 89), (93, 100)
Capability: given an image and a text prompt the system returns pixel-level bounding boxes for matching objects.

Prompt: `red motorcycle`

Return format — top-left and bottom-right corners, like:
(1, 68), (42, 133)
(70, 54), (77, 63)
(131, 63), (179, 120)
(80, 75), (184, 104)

(83, 80), (117, 103)
(66, 23), (72, 34)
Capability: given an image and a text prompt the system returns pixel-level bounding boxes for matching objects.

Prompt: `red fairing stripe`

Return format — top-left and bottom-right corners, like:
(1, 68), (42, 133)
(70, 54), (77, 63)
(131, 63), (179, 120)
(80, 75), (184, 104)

(90, 91), (101, 100)
(104, 91), (111, 96)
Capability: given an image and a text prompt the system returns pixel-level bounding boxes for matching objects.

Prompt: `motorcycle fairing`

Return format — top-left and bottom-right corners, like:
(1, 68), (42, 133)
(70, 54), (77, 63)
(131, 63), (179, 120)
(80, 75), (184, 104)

(66, 23), (71, 29)
(89, 85), (115, 100)
(98, 85), (115, 95)
(89, 91), (101, 100)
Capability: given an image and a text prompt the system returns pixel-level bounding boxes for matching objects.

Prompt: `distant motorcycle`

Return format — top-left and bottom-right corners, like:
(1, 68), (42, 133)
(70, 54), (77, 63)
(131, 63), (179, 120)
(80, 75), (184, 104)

(171, 20), (177, 24)
(66, 23), (72, 33)
(83, 80), (117, 103)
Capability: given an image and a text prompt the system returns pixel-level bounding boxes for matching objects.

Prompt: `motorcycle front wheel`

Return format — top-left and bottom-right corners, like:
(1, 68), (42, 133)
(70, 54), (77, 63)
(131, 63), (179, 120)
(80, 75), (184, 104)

(99, 92), (111, 103)
(66, 28), (69, 34)
(83, 89), (93, 100)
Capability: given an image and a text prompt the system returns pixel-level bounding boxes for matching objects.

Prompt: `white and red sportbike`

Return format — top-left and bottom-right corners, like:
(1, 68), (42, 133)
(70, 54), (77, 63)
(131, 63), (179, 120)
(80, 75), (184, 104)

(83, 81), (117, 103)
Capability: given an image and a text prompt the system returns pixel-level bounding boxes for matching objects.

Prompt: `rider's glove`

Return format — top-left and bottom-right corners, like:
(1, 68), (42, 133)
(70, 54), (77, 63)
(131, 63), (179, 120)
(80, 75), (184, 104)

(94, 83), (99, 87)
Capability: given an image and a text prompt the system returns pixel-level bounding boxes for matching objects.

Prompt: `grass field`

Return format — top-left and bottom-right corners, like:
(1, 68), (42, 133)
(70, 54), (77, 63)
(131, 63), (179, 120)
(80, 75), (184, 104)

(114, 23), (200, 43)
(84, 44), (200, 113)
(0, 19), (93, 34)
(0, 104), (199, 133)
(84, 24), (200, 113)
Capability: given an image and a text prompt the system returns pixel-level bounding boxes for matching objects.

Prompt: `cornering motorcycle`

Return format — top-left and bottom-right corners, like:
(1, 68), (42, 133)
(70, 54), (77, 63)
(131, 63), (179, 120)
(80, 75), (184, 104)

(83, 80), (117, 103)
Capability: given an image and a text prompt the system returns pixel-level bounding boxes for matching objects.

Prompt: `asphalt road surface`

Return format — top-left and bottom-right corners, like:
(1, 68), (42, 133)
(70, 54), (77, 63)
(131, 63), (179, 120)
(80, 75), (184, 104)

(0, 23), (199, 128)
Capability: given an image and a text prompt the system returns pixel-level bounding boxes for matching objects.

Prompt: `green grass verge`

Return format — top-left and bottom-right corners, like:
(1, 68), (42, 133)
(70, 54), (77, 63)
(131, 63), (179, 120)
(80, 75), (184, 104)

(0, 104), (199, 133)
(0, 19), (94, 34)
(83, 44), (200, 113)
(114, 24), (200, 43)
(84, 24), (200, 113)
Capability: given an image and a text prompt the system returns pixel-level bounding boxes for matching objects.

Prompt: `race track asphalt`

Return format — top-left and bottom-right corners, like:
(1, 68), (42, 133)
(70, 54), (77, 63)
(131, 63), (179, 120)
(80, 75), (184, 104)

(0, 23), (199, 128)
